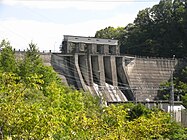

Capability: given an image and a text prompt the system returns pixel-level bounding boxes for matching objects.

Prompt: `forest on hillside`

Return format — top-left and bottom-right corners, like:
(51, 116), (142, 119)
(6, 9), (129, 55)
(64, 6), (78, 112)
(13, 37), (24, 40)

(0, 39), (187, 139)
(95, 0), (187, 58)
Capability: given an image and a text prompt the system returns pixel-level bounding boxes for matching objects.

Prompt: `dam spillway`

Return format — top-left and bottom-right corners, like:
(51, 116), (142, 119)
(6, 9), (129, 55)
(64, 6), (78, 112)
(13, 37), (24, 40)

(49, 35), (178, 103)
(51, 53), (176, 102)
(14, 35), (178, 103)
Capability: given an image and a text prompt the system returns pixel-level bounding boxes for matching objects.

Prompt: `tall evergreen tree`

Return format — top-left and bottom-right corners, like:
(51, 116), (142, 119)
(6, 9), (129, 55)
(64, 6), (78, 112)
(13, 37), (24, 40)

(0, 40), (18, 73)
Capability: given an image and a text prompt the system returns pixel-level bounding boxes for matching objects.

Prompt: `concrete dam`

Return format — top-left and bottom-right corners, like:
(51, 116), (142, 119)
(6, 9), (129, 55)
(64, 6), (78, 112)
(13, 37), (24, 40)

(50, 35), (177, 103)
(15, 35), (178, 103)
(51, 53), (177, 102)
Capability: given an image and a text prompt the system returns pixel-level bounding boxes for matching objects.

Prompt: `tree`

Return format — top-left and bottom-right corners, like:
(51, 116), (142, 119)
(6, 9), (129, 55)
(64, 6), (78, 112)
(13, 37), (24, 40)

(176, 66), (187, 108)
(95, 0), (187, 58)
(159, 66), (187, 108)
(0, 40), (18, 73)
(0, 72), (53, 139)
(18, 42), (42, 78)
(1, 40), (187, 139)
(19, 42), (61, 91)
(95, 26), (126, 40)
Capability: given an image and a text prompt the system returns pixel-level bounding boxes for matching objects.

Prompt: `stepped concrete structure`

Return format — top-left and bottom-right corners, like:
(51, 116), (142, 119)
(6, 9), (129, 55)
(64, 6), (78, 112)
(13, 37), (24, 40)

(52, 35), (127, 103)
(51, 35), (178, 103)
(14, 35), (180, 103)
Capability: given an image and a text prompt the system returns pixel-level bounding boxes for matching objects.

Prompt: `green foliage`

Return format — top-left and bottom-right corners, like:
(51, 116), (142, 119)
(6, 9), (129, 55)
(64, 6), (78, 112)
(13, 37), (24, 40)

(95, 0), (187, 58)
(165, 121), (187, 140)
(127, 103), (151, 121)
(159, 66), (187, 108)
(175, 66), (187, 107)
(158, 81), (172, 100)
(1, 40), (187, 139)
(95, 26), (126, 40)
(126, 111), (171, 140)
(0, 73), (50, 139)
(17, 42), (61, 92)
(182, 95), (187, 108)
(18, 43), (44, 80)
(0, 40), (18, 73)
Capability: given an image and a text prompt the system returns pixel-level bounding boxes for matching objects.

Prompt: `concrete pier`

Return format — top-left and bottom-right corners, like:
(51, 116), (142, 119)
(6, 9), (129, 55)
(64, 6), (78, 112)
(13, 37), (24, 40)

(74, 54), (88, 91)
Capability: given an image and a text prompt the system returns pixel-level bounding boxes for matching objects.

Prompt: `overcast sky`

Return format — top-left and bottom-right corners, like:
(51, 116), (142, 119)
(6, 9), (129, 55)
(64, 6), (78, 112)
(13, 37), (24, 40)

(0, 0), (159, 52)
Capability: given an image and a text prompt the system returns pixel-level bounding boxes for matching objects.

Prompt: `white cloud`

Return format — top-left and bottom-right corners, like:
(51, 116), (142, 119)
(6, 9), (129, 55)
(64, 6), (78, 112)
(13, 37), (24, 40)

(1, 0), (131, 10)
(0, 12), (135, 52)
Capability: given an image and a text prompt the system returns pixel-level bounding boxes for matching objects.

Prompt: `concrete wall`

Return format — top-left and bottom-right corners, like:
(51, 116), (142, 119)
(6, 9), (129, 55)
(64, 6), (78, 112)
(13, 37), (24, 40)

(50, 54), (68, 85)
(15, 51), (52, 66)
(124, 56), (177, 101)
(79, 55), (89, 85)
(51, 53), (87, 91)
(62, 35), (119, 54)
(91, 55), (106, 86)
(74, 54), (88, 91)
(116, 57), (134, 101)
(78, 55), (94, 86)
(103, 56), (118, 86)
(91, 56), (100, 85)
(104, 56), (112, 84)
(14, 51), (184, 103)
(181, 109), (187, 127)
(98, 55), (106, 86)
(110, 56), (118, 86)
(91, 55), (127, 102)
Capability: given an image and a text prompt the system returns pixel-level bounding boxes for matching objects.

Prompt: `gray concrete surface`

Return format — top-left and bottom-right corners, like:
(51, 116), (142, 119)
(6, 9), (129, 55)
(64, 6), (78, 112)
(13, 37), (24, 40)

(14, 51), (182, 103)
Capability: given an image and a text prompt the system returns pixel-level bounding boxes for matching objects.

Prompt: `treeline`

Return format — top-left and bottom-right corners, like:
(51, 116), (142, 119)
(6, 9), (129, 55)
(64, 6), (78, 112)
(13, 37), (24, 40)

(95, 0), (187, 58)
(0, 40), (187, 139)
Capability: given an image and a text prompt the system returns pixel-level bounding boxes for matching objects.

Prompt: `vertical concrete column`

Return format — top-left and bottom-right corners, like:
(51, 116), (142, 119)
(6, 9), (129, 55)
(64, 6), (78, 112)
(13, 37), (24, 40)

(75, 43), (79, 53)
(87, 44), (92, 54)
(92, 55), (105, 86)
(79, 55), (88, 84)
(92, 44), (97, 54)
(67, 42), (70, 53)
(78, 55), (93, 86)
(74, 54), (87, 91)
(87, 55), (94, 86)
(98, 55), (105, 86)
(64, 56), (77, 87)
(116, 44), (120, 54)
(116, 56), (134, 101)
(103, 56), (112, 84)
(111, 56), (118, 86)
(104, 44), (109, 54)
(91, 56), (99, 84)
(103, 56), (117, 86)
(87, 45), (94, 86)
